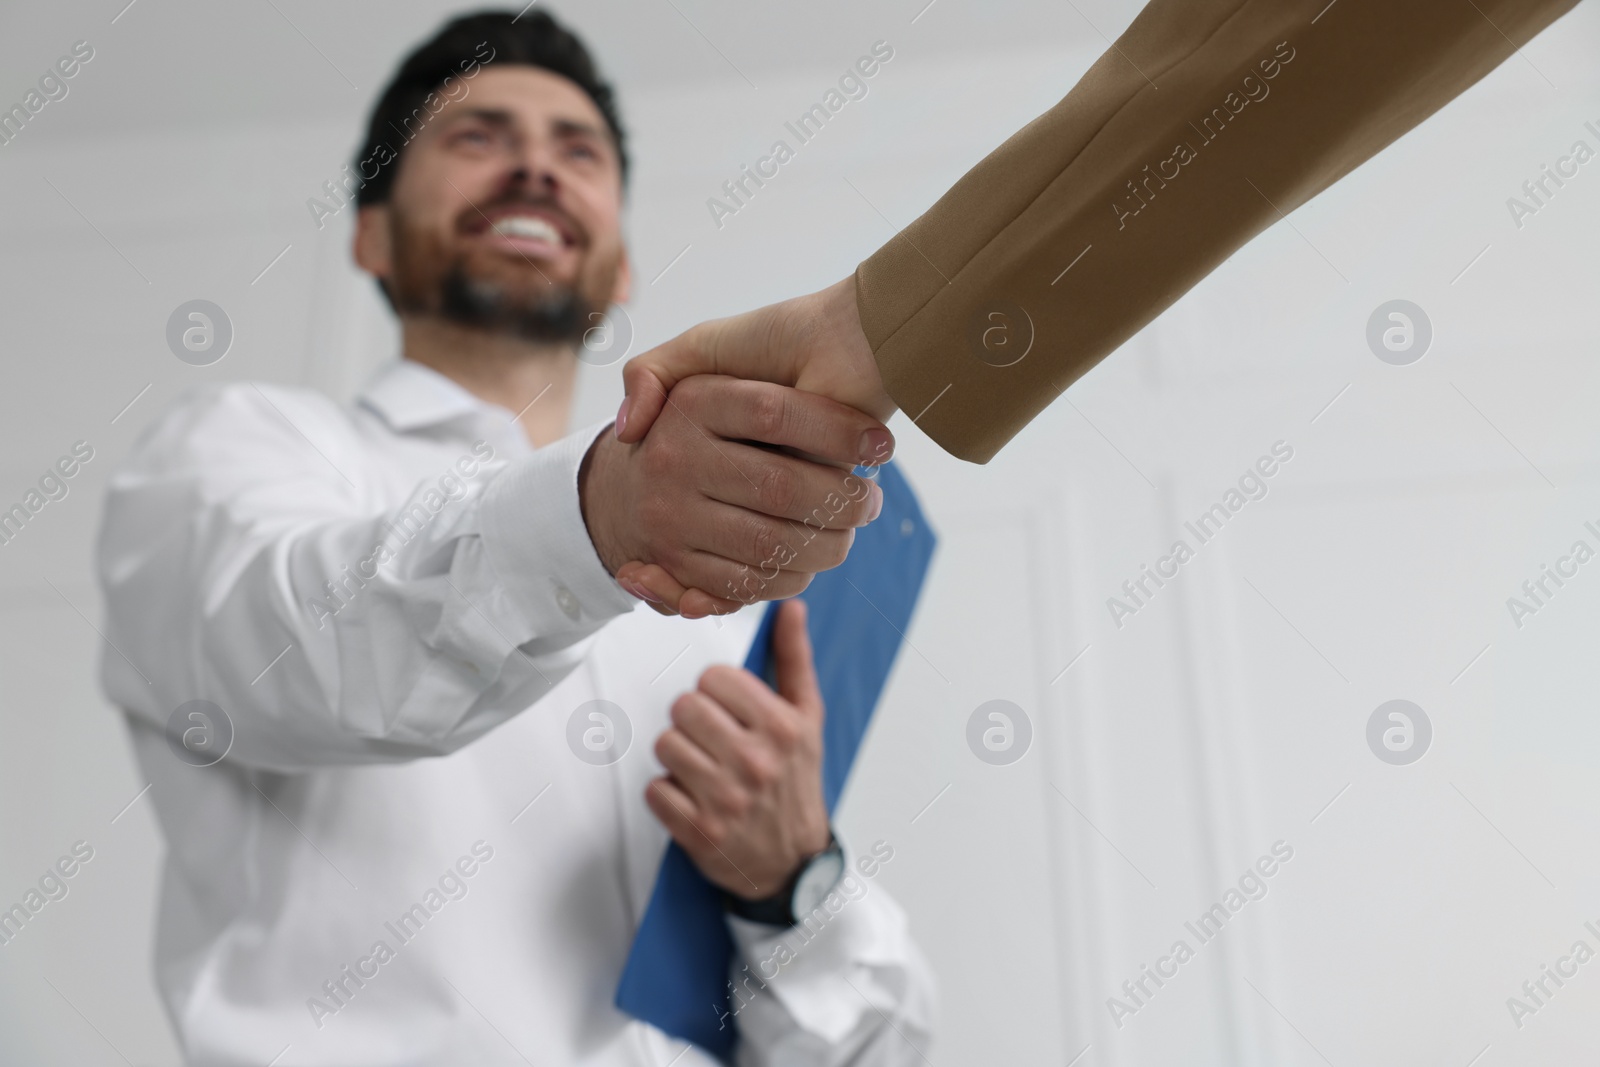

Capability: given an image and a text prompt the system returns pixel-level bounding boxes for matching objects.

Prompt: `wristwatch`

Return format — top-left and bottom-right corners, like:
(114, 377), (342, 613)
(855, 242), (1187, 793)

(725, 832), (845, 928)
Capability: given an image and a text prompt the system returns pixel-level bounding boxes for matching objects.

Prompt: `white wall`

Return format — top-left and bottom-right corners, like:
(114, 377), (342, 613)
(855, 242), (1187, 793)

(3, 1), (1600, 1063)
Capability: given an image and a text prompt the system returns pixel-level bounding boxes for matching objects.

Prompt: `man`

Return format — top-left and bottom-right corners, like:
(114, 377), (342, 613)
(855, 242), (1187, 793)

(97, 12), (932, 1065)
(612, 0), (1583, 611)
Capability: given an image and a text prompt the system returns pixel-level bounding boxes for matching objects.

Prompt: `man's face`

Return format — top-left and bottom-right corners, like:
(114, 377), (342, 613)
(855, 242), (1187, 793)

(356, 65), (629, 344)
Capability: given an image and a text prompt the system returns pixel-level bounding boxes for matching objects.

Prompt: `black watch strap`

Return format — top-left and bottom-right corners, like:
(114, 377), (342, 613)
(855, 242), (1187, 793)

(724, 871), (802, 927)
(725, 832), (840, 928)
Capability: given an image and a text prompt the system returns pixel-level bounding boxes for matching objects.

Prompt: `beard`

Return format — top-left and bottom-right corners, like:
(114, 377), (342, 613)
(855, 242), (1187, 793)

(385, 198), (620, 347)
(434, 262), (587, 343)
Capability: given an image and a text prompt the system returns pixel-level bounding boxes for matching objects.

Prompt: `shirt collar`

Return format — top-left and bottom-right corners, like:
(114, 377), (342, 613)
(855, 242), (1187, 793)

(357, 358), (506, 433)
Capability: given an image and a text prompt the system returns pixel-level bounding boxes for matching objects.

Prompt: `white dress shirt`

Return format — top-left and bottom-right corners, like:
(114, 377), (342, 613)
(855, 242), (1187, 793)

(95, 359), (935, 1067)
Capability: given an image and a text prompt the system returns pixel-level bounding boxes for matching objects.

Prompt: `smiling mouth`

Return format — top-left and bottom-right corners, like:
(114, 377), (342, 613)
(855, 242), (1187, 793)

(489, 215), (566, 246)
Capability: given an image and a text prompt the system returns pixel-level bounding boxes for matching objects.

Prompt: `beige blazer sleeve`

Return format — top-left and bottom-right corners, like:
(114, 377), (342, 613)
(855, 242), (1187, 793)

(855, 0), (1580, 462)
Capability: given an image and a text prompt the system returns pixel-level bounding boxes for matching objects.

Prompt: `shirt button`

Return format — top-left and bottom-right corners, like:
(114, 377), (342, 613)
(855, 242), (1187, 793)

(555, 585), (581, 621)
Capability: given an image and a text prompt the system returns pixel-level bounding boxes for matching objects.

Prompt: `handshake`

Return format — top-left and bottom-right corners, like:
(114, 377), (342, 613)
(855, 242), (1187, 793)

(579, 275), (897, 618)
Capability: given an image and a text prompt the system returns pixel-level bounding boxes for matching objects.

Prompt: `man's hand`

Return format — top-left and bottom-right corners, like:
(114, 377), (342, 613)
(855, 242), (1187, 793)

(580, 376), (890, 618)
(615, 276), (895, 447)
(645, 599), (831, 899)
(609, 277), (898, 616)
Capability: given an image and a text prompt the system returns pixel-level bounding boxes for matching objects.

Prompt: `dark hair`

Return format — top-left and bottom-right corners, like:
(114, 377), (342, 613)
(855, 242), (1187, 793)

(354, 9), (628, 207)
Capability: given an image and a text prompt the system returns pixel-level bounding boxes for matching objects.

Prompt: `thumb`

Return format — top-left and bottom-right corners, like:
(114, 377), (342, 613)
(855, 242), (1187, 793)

(616, 327), (708, 444)
(617, 302), (801, 444)
(772, 599), (822, 717)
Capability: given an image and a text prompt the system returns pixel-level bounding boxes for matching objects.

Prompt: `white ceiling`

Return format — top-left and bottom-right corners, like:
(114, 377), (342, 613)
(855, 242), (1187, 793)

(0, 0), (1124, 142)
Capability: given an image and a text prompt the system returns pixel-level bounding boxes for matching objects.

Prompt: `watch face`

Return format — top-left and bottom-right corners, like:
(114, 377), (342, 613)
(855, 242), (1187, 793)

(791, 845), (846, 920)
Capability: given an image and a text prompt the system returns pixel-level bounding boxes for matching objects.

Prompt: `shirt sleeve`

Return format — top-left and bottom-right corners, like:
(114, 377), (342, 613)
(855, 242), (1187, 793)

(725, 867), (936, 1067)
(96, 382), (638, 771)
(855, 0), (1580, 462)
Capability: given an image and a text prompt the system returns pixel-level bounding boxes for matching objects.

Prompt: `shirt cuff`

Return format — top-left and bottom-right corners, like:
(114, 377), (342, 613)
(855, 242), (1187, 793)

(725, 868), (910, 1044)
(477, 419), (638, 636)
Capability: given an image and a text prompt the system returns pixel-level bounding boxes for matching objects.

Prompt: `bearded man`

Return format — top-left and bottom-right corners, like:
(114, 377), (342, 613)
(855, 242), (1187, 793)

(95, 11), (932, 1065)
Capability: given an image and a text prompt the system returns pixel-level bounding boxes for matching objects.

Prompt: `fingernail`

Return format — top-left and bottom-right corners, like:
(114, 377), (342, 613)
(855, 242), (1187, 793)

(614, 398), (629, 437)
(858, 428), (894, 465)
(867, 483), (884, 522)
(620, 577), (655, 602)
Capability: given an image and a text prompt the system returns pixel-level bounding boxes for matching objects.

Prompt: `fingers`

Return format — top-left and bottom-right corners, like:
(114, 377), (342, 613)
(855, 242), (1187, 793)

(662, 682), (792, 794)
(646, 772), (766, 897)
(697, 665), (797, 741)
(616, 562), (686, 614)
(617, 301), (794, 445)
(686, 502), (856, 578)
(616, 336), (685, 445)
(674, 377), (895, 469)
(680, 586), (747, 619)
(612, 501), (852, 619)
(616, 562), (751, 620)
(644, 776), (707, 843)
(612, 354), (890, 616)
(665, 688), (784, 797)
(771, 600), (822, 716)
(667, 690), (745, 768)
(654, 727), (732, 808)
(640, 389), (883, 530)
(618, 278), (895, 447)
(650, 550), (814, 610)
(618, 318), (746, 445)
(690, 436), (884, 530)
(620, 559), (829, 624)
